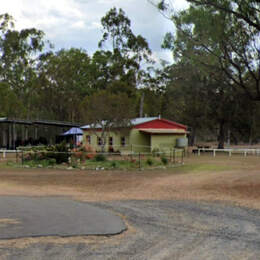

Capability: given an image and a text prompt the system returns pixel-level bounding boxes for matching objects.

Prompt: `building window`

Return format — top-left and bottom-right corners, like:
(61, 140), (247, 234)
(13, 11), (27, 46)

(86, 135), (91, 144)
(97, 137), (102, 146)
(121, 137), (126, 146)
(109, 137), (113, 146)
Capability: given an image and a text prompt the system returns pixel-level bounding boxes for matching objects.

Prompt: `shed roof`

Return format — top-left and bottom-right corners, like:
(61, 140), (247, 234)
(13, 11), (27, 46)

(81, 117), (158, 129)
(0, 117), (80, 127)
(139, 129), (187, 134)
(131, 117), (158, 125)
(81, 117), (188, 130)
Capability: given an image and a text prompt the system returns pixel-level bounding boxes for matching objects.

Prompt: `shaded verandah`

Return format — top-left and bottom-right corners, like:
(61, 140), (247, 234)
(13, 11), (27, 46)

(0, 118), (80, 149)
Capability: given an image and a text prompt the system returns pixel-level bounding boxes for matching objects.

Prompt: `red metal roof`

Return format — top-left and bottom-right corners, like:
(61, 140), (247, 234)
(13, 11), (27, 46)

(134, 118), (187, 130)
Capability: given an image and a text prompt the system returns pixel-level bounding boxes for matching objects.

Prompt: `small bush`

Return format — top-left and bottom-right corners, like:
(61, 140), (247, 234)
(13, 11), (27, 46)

(94, 154), (107, 162)
(161, 156), (168, 165)
(146, 158), (154, 166)
(48, 158), (56, 166)
(110, 161), (117, 168)
(152, 148), (160, 157)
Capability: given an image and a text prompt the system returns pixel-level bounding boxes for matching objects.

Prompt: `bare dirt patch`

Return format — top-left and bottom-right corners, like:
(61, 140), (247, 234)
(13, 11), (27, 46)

(0, 155), (259, 209)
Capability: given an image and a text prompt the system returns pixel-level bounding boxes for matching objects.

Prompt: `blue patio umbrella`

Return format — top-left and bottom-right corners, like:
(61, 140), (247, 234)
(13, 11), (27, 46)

(62, 127), (83, 136)
(61, 127), (83, 147)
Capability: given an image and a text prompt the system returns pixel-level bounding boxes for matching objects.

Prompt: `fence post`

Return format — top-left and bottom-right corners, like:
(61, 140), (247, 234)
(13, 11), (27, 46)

(174, 149), (176, 164)
(16, 150), (18, 163)
(213, 149), (216, 157)
(139, 152), (141, 170)
(229, 150), (232, 157)
(198, 149), (200, 156)
(22, 150), (24, 165)
(182, 149), (184, 164)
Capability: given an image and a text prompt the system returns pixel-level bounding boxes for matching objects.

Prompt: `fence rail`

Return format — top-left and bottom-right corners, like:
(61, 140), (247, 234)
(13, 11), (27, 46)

(196, 148), (260, 157)
(0, 148), (185, 170)
(0, 149), (21, 159)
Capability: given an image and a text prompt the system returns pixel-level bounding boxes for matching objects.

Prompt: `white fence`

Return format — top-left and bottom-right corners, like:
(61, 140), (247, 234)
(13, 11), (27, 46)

(0, 149), (21, 159)
(197, 148), (260, 157)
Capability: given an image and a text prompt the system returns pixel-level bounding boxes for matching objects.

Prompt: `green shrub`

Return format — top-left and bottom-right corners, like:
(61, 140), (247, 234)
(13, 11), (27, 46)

(146, 158), (154, 166)
(48, 158), (56, 166)
(110, 161), (117, 168)
(94, 154), (107, 162)
(161, 156), (168, 165)
(21, 142), (70, 164)
(152, 148), (160, 157)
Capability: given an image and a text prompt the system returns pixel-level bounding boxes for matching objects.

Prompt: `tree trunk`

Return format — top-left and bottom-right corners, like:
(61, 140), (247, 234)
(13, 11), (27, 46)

(139, 92), (144, 118)
(249, 107), (256, 145)
(189, 128), (196, 146)
(217, 120), (225, 149)
(227, 127), (231, 146)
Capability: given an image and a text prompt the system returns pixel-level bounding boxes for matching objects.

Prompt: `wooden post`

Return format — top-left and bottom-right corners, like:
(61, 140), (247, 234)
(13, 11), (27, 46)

(22, 150), (24, 165)
(139, 152), (141, 170)
(213, 149), (216, 157)
(34, 126), (38, 140)
(8, 124), (12, 149)
(25, 126), (28, 141)
(2, 128), (7, 148)
(131, 144), (133, 161)
(13, 123), (16, 149)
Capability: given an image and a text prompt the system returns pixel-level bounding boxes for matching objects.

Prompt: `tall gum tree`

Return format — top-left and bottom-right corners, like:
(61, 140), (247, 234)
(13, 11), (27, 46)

(149, 0), (260, 101)
(37, 48), (92, 122)
(97, 7), (153, 96)
(0, 13), (47, 119)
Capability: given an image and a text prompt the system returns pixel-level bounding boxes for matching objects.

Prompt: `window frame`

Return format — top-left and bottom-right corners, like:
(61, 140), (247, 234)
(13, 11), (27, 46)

(97, 137), (102, 146)
(121, 136), (126, 147)
(86, 135), (91, 145)
(109, 136), (113, 146)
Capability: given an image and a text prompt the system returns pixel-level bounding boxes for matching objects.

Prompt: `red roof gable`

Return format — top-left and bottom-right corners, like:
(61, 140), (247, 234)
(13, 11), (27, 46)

(133, 118), (187, 130)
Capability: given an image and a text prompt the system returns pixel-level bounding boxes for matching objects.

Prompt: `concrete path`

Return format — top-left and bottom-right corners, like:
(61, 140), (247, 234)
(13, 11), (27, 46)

(0, 197), (126, 239)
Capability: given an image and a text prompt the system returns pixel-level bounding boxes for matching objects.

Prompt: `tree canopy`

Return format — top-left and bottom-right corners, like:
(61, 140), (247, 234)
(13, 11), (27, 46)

(1, 4), (260, 147)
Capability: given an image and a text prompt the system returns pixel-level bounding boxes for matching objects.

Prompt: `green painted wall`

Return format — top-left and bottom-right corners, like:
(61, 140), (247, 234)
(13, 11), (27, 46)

(83, 130), (130, 152)
(129, 129), (150, 152)
(83, 129), (186, 153)
(150, 134), (186, 152)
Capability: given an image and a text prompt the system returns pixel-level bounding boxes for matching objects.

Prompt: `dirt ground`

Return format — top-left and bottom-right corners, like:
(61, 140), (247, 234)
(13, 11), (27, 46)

(1, 154), (260, 259)
(0, 154), (259, 209)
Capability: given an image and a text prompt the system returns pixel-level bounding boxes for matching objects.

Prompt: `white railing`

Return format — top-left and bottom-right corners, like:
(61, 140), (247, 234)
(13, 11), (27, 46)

(0, 149), (21, 159)
(197, 148), (260, 157)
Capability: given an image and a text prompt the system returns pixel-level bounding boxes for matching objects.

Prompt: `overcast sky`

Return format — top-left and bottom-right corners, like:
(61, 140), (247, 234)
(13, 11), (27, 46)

(2, 0), (188, 64)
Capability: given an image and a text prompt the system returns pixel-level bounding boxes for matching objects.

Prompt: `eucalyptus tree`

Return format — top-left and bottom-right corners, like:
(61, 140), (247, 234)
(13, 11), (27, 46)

(97, 7), (153, 96)
(37, 48), (92, 122)
(0, 82), (25, 117)
(149, 0), (260, 100)
(0, 13), (46, 118)
(161, 60), (250, 148)
(80, 90), (134, 152)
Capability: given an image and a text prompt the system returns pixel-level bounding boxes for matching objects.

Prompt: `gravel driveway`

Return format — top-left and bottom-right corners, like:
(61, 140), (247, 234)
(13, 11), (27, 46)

(1, 200), (260, 260)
